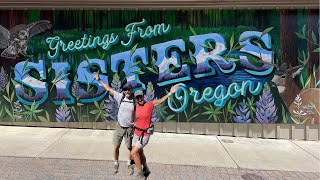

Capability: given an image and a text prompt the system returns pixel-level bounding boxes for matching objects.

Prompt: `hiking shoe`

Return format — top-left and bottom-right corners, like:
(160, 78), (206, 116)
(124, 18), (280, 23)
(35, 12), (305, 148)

(127, 164), (135, 175)
(113, 163), (119, 174)
(143, 166), (151, 178)
(134, 171), (145, 180)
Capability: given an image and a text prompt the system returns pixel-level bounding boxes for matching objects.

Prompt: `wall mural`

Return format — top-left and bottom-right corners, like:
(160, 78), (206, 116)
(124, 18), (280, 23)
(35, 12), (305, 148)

(0, 10), (318, 124)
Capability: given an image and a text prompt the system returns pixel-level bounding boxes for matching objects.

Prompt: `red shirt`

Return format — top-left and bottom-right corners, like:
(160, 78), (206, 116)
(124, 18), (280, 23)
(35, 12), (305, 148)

(134, 102), (154, 136)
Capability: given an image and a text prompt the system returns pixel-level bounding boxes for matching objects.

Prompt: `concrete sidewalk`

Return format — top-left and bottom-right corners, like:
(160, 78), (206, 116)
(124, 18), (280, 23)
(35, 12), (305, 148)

(0, 126), (319, 173)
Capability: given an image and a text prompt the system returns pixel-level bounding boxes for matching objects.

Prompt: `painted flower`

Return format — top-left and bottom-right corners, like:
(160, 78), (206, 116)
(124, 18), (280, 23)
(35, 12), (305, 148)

(55, 100), (71, 122)
(255, 83), (278, 123)
(233, 99), (251, 123)
(104, 73), (121, 121)
(0, 66), (9, 93)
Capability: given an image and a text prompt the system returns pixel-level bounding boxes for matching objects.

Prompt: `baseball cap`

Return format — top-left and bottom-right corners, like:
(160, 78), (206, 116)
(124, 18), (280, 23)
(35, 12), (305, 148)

(123, 83), (132, 91)
(134, 90), (144, 97)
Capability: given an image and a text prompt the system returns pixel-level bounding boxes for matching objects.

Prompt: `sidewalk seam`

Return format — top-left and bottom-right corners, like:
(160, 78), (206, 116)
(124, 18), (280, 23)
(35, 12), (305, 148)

(216, 136), (240, 169)
(289, 140), (320, 161)
(36, 128), (71, 158)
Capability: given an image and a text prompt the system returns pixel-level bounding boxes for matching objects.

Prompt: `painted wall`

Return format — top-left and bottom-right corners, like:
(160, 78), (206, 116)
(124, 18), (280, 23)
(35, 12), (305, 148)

(0, 10), (319, 124)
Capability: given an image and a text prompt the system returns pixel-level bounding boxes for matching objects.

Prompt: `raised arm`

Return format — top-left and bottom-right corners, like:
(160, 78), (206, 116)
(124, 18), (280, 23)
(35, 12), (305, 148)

(152, 84), (179, 107)
(93, 72), (115, 96)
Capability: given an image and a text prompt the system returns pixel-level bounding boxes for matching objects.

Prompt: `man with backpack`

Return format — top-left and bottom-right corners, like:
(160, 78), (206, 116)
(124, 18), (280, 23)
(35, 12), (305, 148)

(94, 72), (135, 175)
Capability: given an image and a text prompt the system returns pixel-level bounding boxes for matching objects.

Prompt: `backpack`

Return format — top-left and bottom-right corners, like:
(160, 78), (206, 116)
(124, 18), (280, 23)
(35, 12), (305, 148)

(118, 93), (136, 130)
(119, 93), (136, 112)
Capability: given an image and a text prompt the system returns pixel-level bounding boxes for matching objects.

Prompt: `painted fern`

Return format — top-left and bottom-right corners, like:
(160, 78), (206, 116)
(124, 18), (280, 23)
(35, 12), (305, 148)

(233, 99), (251, 123)
(0, 66), (9, 93)
(104, 73), (122, 121)
(145, 82), (159, 122)
(56, 100), (71, 122)
(255, 83), (278, 123)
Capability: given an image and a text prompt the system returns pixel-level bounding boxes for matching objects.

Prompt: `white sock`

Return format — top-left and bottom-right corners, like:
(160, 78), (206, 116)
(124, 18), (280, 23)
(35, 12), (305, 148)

(127, 160), (131, 165)
(114, 160), (118, 165)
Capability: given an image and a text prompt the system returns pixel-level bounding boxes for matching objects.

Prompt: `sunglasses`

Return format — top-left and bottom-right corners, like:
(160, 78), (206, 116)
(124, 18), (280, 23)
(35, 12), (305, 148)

(123, 88), (131, 91)
(136, 95), (143, 99)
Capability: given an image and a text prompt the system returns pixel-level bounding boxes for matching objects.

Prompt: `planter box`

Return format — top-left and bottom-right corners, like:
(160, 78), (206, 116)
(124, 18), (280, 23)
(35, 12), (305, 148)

(263, 124), (276, 139)
(178, 122), (191, 134)
(53, 122), (67, 128)
(68, 122), (79, 128)
(164, 122), (177, 133)
(277, 124), (291, 139)
(306, 125), (319, 141)
(79, 122), (93, 129)
(191, 123), (205, 134)
(0, 122), (12, 126)
(107, 122), (116, 130)
(292, 124), (305, 140)
(13, 122), (26, 126)
(96, 122), (108, 130)
(154, 122), (163, 132)
(25, 122), (38, 127)
(205, 123), (219, 135)
(249, 124), (263, 138)
(235, 123), (248, 137)
(220, 123), (233, 136)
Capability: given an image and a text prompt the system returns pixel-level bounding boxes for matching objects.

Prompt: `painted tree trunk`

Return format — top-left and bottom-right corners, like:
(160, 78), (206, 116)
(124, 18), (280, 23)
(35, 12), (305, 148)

(9, 10), (26, 29)
(280, 9), (299, 108)
(81, 10), (85, 32)
(40, 10), (54, 33)
(307, 9), (320, 88)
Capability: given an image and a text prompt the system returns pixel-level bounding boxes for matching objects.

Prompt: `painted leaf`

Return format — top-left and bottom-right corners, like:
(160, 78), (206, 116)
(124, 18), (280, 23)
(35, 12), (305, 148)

(130, 43), (138, 58)
(38, 116), (49, 122)
(295, 32), (305, 39)
(239, 36), (249, 42)
(260, 27), (274, 38)
(147, 67), (159, 74)
(312, 31), (317, 44)
(302, 24), (306, 36)
(230, 34), (234, 49)
(189, 25), (197, 35)
(133, 70), (145, 75)
(313, 48), (320, 53)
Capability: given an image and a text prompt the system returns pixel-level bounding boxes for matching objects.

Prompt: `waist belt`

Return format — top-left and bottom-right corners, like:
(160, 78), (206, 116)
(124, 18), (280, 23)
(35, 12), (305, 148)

(118, 123), (132, 137)
(118, 122), (131, 129)
(134, 126), (149, 144)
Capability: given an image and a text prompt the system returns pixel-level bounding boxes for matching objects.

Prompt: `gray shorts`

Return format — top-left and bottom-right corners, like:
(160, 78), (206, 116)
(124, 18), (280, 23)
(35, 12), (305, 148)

(132, 134), (150, 149)
(113, 123), (133, 149)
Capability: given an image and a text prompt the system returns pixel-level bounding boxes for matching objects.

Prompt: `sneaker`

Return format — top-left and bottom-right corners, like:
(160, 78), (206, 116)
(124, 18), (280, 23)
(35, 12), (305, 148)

(113, 163), (119, 174)
(143, 166), (151, 178)
(134, 171), (145, 180)
(127, 164), (135, 175)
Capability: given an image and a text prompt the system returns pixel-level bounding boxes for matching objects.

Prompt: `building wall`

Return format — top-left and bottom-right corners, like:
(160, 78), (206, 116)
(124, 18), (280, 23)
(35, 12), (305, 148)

(0, 9), (319, 127)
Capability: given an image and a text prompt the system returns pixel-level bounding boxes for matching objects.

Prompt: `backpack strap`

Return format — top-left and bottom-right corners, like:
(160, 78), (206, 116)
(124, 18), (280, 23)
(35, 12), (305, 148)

(119, 93), (126, 108)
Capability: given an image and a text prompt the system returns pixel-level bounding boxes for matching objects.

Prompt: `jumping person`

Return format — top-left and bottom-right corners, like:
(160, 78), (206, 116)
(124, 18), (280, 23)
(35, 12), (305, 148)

(94, 72), (135, 175)
(131, 85), (179, 179)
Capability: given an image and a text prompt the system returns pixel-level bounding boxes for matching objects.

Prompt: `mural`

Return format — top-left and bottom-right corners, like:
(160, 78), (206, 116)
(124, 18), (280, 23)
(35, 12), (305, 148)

(0, 9), (318, 124)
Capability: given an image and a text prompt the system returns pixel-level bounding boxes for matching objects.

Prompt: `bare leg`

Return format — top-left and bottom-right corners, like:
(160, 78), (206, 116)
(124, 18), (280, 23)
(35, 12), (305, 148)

(114, 146), (120, 161)
(139, 149), (146, 166)
(131, 146), (142, 172)
(128, 147), (132, 161)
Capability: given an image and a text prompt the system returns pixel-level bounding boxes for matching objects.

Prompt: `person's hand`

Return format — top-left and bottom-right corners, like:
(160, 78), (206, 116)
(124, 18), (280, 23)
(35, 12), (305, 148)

(170, 84), (179, 94)
(93, 72), (100, 81)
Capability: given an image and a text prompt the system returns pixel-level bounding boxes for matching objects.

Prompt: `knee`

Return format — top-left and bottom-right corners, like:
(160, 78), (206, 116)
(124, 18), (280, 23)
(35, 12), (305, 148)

(130, 151), (139, 158)
(114, 146), (120, 151)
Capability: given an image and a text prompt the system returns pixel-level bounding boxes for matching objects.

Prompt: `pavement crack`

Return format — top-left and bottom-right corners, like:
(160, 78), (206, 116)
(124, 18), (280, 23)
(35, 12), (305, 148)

(36, 128), (70, 158)
(216, 136), (240, 169)
(290, 140), (320, 161)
